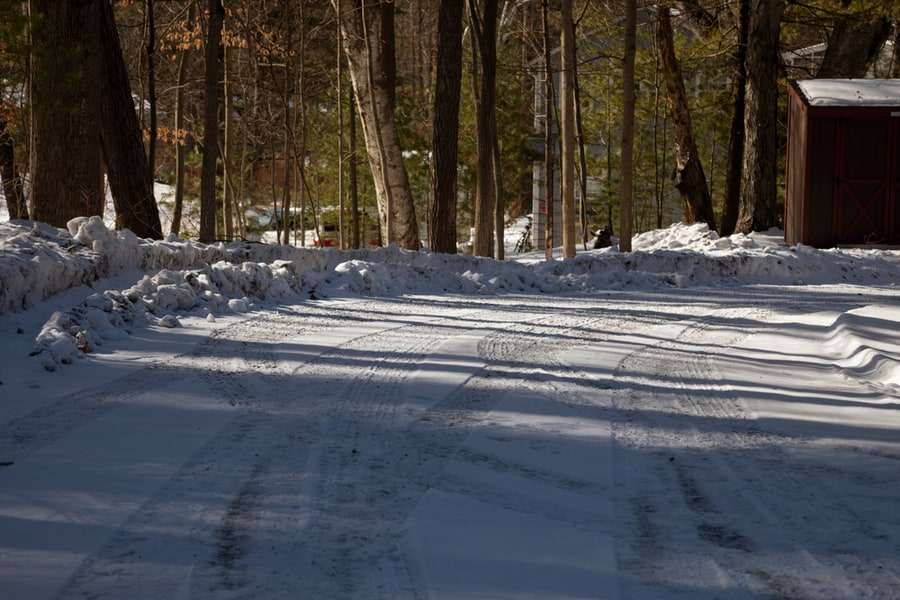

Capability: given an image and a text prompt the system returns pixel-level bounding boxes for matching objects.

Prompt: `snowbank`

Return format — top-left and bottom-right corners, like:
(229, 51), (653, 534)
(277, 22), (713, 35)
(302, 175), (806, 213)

(1, 218), (898, 369)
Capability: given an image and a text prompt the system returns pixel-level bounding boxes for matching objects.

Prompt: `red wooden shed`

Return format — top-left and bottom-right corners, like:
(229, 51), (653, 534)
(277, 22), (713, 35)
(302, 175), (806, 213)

(784, 79), (900, 247)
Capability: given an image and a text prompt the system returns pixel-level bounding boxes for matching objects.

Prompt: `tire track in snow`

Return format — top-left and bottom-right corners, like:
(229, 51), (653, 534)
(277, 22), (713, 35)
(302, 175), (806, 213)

(269, 305), (504, 599)
(609, 305), (900, 599)
(0, 363), (182, 466)
(54, 304), (359, 599)
(398, 299), (629, 598)
(0, 304), (337, 467)
(20, 290), (900, 599)
(608, 310), (784, 597)
(56, 299), (502, 599)
(682, 314), (900, 599)
(231, 297), (628, 598)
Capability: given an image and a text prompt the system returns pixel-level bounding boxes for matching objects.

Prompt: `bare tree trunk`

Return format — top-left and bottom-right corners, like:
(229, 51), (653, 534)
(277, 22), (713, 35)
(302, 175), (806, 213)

(349, 87), (361, 246)
(333, 0), (419, 249)
(619, 0), (636, 252)
(278, 5), (294, 247)
(560, 0), (576, 258)
(223, 46), (235, 241)
(653, 38), (664, 230)
(199, 0), (224, 243)
(29, 0), (103, 228)
(144, 0), (157, 185)
(720, 0), (748, 236)
(98, 0), (162, 238)
(30, 0), (161, 237)
(280, 125), (290, 245)
(337, 0), (346, 248)
(429, 0), (464, 254)
(574, 67), (589, 249)
(467, 0), (500, 258)
(0, 118), (27, 219)
(656, 5), (716, 230)
(171, 89), (190, 236)
(818, 1), (891, 78)
(492, 109), (504, 259)
(170, 2), (194, 237)
(381, 0), (396, 109)
(542, 0), (554, 259)
(736, 0), (783, 234)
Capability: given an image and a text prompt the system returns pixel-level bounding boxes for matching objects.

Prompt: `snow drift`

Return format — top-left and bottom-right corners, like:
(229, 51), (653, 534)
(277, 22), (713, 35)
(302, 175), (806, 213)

(1, 217), (898, 370)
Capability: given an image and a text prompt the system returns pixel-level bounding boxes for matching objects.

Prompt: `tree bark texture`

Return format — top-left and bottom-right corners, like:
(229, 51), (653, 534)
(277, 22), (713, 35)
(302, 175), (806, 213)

(381, 0), (397, 109)
(98, 0), (162, 239)
(736, 0), (783, 234)
(348, 86), (361, 246)
(619, 0), (637, 252)
(574, 68), (590, 248)
(170, 2), (194, 237)
(29, 0), (162, 237)
(144, 0), (157, 185)
(429, 0), (464, 254)
(560, 0), (576, 258)
(656, 5), (716, 231)
(720, 0), (748, 236)
(29, 0), (103, 228)
(492, 106), (504, 260)
(199, 0), (224, 243)
(541, 0), (554, 259)
(468, 0), (500, 258)
(0, 119), (27, 219)
(223, 53), (235, 242)
(334, 0), (420, 250)
(817, 2), (890, 78)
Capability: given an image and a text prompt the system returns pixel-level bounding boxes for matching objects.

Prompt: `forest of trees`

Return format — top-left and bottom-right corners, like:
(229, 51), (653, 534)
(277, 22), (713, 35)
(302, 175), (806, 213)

(0, 0), (897, 254)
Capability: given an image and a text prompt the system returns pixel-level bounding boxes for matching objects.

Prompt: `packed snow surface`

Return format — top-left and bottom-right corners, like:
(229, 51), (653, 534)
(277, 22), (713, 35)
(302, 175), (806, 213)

(1, 217), (899, 599)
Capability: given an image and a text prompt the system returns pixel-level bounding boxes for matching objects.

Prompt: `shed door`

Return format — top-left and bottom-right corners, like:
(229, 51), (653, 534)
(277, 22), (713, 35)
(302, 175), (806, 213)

(893, 115), (900, 244)
(834, 117), (893, 245)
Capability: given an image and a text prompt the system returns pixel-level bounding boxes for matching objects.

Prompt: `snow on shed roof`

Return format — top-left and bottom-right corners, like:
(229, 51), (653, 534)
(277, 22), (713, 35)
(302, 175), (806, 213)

(794, 79), (900, 107)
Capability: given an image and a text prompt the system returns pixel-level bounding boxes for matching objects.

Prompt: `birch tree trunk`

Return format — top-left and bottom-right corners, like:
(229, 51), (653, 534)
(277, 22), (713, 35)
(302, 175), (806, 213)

(333, 0), (420, 250)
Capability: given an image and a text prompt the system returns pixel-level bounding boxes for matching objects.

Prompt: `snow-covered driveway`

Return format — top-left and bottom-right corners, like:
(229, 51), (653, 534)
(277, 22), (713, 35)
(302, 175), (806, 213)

(2, 286), (899, 599)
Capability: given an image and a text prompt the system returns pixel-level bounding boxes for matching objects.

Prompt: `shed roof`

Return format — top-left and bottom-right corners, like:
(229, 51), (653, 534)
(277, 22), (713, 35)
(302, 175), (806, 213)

(793, 79), (900, 107)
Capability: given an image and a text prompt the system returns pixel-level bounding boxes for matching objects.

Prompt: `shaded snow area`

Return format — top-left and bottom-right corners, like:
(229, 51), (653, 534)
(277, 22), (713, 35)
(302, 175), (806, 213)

(1, 217), (899, 599)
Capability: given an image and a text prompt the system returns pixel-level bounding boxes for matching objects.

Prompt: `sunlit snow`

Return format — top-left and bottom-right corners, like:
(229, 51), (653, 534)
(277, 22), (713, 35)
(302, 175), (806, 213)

(1, 214), (899, 599)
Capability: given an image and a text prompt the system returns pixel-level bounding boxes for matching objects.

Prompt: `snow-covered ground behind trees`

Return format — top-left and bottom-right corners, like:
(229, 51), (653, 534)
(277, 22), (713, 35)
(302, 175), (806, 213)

(1, 212), (899, 599)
